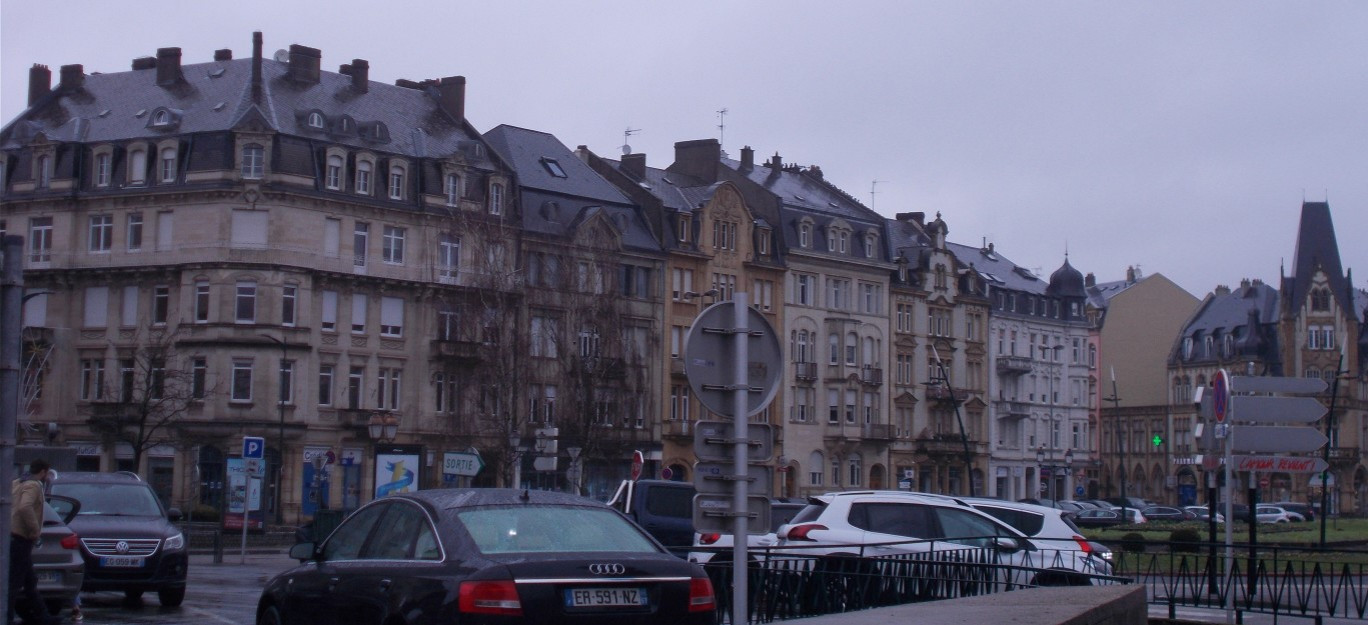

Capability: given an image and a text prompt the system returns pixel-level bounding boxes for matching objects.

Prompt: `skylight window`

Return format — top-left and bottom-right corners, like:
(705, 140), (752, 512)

(541, 158), (567, 178)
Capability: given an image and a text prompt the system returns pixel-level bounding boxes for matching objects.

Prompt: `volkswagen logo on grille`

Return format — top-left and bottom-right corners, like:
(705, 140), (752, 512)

(116, 541), (131, 554)
(588, 563), (625, 575)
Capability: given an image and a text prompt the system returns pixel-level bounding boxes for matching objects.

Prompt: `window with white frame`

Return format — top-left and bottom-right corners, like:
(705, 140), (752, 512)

(160, 147), (177, 182)
(712, 220), (737, 250)
(308, 112), (324, 128)
(845, 332), (858, 366)
(382, 225), (405, 264)
(95, 153), (111, 187)
(152, 285), (169, 325)
(191, 357), (207, 400)
(321, 290), (337, 332)
(799, 223), (812, 248)
(281, 285), (297, 326)
(896, 303), (914, 333)
(126, 212), (143, 251)
(795, 274), (814, 306)
(28, 217), (52, 263)
(860, 283), (880, 314)
(670, 326), (684, 359)
(677, 214), (690, 243)
(489, 183), (504, 215)
(235, 281), (257, 323)
(241, 144), (263, 179)
(826, 278), (849, 310)
(827, 387), (840, 423)
(865, 233), (877, 258)
(80, 359), (105, 400)
(325, 155), (343, 190)
(194, 280), (210, 323)
(89, 214), (113, 252)
(353, 222), (369, 266)
(439, 235), (460, 281)
(444, 173), (462, 206)
(351, 294), (367, 333)
(388, 164), (405, 200)
(347, 366), (364, 409)
(380, 297), (404, 337)
(278, 360), (294, 405)
(672, 268), (693, 300)
(377, 368), (401, 410)
(355, 160), (372, 194)
(231, 360), (253, 402)
(751, 279), (773, 311)
(317, 364), (333, 406)
(83, 287), (109, 327)
(848, 455), (862, 486)
(530, 314), (557, 358)
(809, 451), (824, 486)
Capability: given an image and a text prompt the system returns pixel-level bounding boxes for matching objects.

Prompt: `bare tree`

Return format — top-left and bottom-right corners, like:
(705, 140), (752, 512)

(86, 328), (205, 472)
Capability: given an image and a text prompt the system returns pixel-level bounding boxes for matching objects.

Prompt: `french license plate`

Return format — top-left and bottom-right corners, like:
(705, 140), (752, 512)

(100, 556), (145, 568)
(565, 587), (647, 608)
(36, 571), (62, 584)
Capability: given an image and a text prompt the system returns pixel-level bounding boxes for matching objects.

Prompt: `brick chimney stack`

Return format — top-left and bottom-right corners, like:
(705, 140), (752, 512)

(28, 64), (51, 107)
(351, 59), (369, 93)
(214, 49), (233, 61)
(620, 153), (646, 180)
(59, 64), (84, 91)
(287, 44), (322, 84)
(156, 47), (183, 85)
(740, 145), (754, 171)
(435, 75), (465, 122)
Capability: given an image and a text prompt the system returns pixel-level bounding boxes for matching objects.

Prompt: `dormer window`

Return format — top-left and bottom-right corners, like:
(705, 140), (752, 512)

(160, 147), (177, 182)
(799, 223), (812, 248)
(240, 144), (263, 180)
(865, 233), (877, 259)
(339, 117), (353, 133)
(444, 173), (462, 206)
(541, 158), (567, 178)
(36, 155), (52, 188)
(325, 154), (343, 190)
(388, 164), (406, 200)
(1183, 336), (1194, 359)
(154, 110), (169, 126)
(837, 231), (848, 254)
(95, 153), (111, 187)
(677, 214), (690, 243)
(308, 112), (324, 129)
(129, 148), (148, 185)
(757, 228), (771, 255)
(355, 159), (372, 194)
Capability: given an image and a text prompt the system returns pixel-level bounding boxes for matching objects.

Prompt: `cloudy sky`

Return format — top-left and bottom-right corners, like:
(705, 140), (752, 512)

(4, 1), (1365, 298)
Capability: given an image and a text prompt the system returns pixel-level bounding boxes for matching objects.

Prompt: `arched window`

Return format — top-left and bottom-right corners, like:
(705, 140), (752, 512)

(799, 223), (812, 248)
(388, 164), (405, 200)
(240, 144), (263, 179)
(154, 110), (169, 125)
(355, 160), (372, 194)
(325, 155), (343, 190)
(828, 333), (839, 365)
(848, 453), (863, 486)
(489, 183), (504, 215)
(444, 173), (462, 206)
(308, 112), (324, 128)
(796, 330), (810, 363)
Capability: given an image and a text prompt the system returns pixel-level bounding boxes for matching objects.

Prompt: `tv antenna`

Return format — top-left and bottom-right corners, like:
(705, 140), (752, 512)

(622, 127), (640, 155)
(871, 179), (887, 210)
(716, 108), (728, 148)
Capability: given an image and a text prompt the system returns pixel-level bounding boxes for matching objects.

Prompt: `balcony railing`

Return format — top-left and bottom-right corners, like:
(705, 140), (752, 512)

(794, 361), (818, 381)
(430, 338), (482, 363)
(860, 366), (883, 386)
(924, 385), (967, 404)
(993, 400), (1030, 419)
(862, 424), (895, 440)
(662, 419), (692, 439)
(996, 356), (1033, 374)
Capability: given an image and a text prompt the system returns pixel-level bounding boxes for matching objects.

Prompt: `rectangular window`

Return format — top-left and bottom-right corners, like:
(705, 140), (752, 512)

(380, 296), (404, 337)
(95, 153), (111, 187)
(28, 217), (53, 263)
(160, 148), (176, 182)
(860, 283), (880, 314)
(672, 268), (693, 301)
(235, 281), (257, 323)
(353, 222), (369, 267)
(281, 285), (297, 326)
(230, 210), (269, 249)
(83, 287), (109, 327)
(149, 358), (165, 400)
(323, 218), (341, 258)
(377, 368), (401, 410)
(351, 294), (367, 333)
(318, 364), (334, 406)
(156, 211), (173, 251)
(278, 360), (294, 405)
(80, 359), (105, 400)
(321, 290), (338, 332)
(89, 214), (113, 252)
(121, 285), (139, 327)
(191, 358), (207, 400)
(153, 285), (169, 325)
(388, 167), (405, 200)
(827, 278), (849, 310)
(439, 236), (460, 281)
(752, 279), (774, 311)
(119, 359), (136, 402)
(896, 303), (914, 333)
(827, 388), (840, 424)
(194, 281), (210, 323)
(347, 366), (364, 409)
(241, 145), (264, 179)
(231, 360), (253, 402)
(795, 274), (814, 305)
(126, 213), (143, 251)
(382, 225), (405, 264)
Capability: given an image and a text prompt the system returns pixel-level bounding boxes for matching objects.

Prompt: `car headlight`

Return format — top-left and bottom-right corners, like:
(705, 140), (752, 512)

(164, 532), (185, 551)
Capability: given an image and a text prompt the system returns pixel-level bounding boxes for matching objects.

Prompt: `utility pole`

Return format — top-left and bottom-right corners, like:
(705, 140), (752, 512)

(1, 236), (26, 622)
(1320, 346), (1346, 547)
(1105, 367), (1126, 520)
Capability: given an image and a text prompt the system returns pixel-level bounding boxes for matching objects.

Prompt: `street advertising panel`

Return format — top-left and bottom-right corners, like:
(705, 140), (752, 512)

(374, 444), (422, 498)
(224, 458), (265, 530)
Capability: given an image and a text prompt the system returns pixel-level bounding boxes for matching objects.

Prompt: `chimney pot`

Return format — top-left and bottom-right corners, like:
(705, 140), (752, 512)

(434, 75), (465, 122)
(156, 47), (183, 86)
(770, 152), (782, 169)
(740, 145), (754, 171)
(28, 64), (52, 107)
(251, 32), (263, 102)
(59, 64), (84, 91)
(670, 139), (721, 183)
(287, 44), (322, 84)
(351, 59), (369, 93)
(214, 49), (233, 61)
(895, 212), (926, 227)
(621, 153), (646, 180)
(1085, 272), (1096, 287)
(131, 56), (157, 71)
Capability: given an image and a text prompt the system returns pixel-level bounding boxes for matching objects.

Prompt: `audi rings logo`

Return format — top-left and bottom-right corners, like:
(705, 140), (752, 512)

(116, 541), (131, 554)
(588, 563), (625, 575)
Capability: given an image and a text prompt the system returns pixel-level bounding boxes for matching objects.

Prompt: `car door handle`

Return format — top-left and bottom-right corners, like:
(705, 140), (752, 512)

(327, 576), (339, 591)
(379, 579), (392, 592)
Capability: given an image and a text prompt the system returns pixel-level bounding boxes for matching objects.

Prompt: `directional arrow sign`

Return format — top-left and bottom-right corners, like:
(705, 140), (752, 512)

(1232, 426), (1327, 453)
(1233, 455), (1329, 474)
(1233, 376), (1327, 395)
(1231, 396), (1327, 424)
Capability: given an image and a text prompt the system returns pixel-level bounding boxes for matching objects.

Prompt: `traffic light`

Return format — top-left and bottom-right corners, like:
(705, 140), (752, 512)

(1152, 434), (1164, 448)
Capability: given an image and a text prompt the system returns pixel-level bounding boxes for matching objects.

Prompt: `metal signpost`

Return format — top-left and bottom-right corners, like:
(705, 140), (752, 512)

(241, 436), (265, 564)
(443, 451), (484, 487)
(683, 294), (781, 625)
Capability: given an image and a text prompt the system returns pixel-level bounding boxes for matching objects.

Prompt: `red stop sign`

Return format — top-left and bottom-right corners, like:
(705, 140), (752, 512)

(1259, 476), (1270, 489)
(630, 450), (644, 481)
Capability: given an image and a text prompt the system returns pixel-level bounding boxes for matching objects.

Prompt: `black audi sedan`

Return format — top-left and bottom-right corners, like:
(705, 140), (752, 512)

(257, 489), (716, 625)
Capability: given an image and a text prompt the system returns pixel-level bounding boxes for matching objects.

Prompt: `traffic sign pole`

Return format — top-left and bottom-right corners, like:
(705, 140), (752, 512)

(1215, 369), (1233, 624)
(731, 292), (749, 625)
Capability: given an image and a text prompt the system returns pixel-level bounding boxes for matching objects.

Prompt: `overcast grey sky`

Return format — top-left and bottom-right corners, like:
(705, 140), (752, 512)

(5, 1), (1365, 298)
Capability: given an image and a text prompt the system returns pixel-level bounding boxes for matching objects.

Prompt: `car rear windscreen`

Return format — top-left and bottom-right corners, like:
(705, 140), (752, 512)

(459, 505), (659, 554)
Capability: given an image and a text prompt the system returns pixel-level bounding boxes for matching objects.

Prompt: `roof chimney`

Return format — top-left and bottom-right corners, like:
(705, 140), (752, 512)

(671, 139), (721, 183)
(1085, 272), (1096, 288)
(769, 152), (782, 169)
(1214, 284), (1231, 297)
(621, 153), (646, 180)
(740, 145), (754, 171)
(287, 44), (322, 84)
(28, 64), (51, 107)
(156, 47), (183, 86)
(131, 57), (157, 70)
(433, 75), (465, 122)
(350, 59), (369, 93)
(59, 64), (85, 91)
(895, 212), (925, 227)
(251, 32), (263, 103)
(214, 49), (233, 61)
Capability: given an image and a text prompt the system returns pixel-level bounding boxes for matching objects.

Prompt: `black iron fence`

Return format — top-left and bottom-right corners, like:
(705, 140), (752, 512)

(693, 540), (1126, 624)
(1108, 539), (1368, 622)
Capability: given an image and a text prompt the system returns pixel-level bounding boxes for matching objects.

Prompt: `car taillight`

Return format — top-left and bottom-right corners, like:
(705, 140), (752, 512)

(61, 534), (79, 550)
(689, 576), (716, 612)
(458, 580), (522, 616)
(699, 533), (721, 545)
(783, 524), (828, 541)
(1073, 536), (1092, 554)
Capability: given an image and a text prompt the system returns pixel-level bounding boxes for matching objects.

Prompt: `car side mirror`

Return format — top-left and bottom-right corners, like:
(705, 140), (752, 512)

(992, 537), (1023, 553)
(167, 508), (183, 522)
(290, 541), (319, 562)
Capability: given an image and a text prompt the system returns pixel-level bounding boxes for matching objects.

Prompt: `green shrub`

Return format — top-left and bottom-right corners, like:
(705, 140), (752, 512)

(188, 504), (220, 522)
(1169, 528), (1202, 552)
(1121, 532), (1147, 553)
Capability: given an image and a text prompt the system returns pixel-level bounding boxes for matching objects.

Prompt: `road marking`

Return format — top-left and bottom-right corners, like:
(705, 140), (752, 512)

(185, 605), (245, 625)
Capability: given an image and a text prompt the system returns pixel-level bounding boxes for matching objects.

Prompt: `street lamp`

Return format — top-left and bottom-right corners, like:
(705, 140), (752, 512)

(508, 434), (523, 489)
(566, 446), (582, 495)
(1036, 447), (1047, 499)
(260, 333), (288, 525)
(367, 412), (399, 442)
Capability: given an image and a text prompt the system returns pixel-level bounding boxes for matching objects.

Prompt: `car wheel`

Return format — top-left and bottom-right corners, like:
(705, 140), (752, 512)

(158, 586), (186, 607)
(258, 605), (284, 625)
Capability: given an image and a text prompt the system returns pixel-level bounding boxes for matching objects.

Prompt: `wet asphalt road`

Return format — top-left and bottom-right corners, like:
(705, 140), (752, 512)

(58, 551), (298, 625)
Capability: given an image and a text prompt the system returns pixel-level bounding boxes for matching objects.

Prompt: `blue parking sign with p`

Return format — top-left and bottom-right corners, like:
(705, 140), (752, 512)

(243, 436), (265, 459)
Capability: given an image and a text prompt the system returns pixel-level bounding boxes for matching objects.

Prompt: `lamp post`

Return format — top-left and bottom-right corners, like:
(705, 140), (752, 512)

(566, 446), (582, 495)
(1045, 343), (1064, 503)
(508, 434), (523, 489)
(1064, 448), (1075, 499)
(310, 452), (331, 511)
(260, 333), (288, 524)
(1036, 447), (1047, 499)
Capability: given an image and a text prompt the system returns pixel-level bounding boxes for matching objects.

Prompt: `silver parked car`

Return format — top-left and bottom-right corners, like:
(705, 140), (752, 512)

(35, 495), (85, 616)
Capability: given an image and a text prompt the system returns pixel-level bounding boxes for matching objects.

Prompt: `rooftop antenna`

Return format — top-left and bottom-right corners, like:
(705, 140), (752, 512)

(621, 127), (640, 155)
(716, 108), (728, 149)
(871, 179), (886, 210)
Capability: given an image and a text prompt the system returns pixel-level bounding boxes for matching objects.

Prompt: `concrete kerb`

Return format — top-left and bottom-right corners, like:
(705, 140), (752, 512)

(787, 585), (1148, 625)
